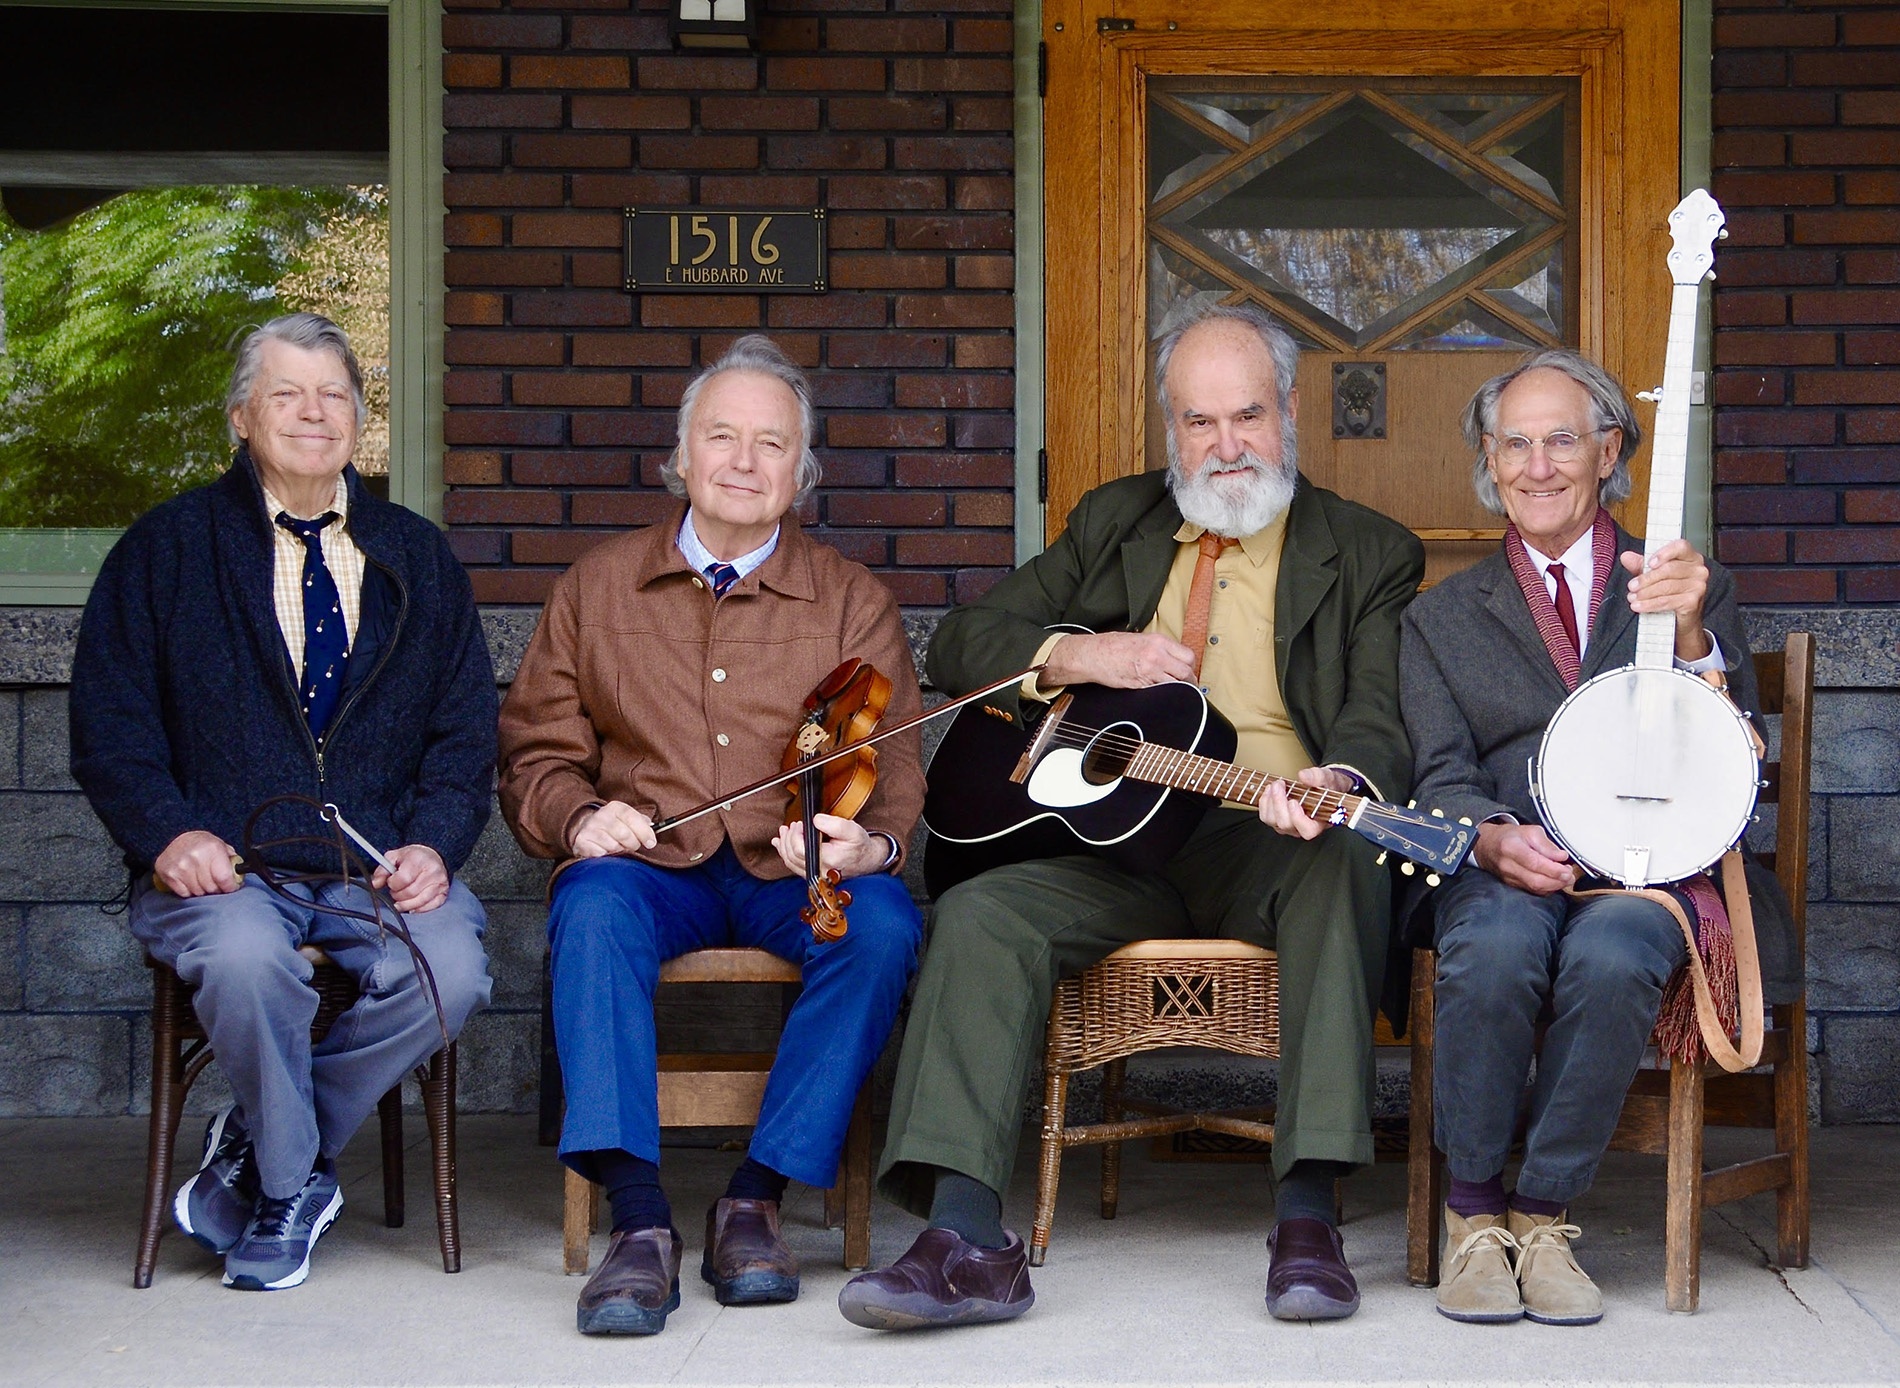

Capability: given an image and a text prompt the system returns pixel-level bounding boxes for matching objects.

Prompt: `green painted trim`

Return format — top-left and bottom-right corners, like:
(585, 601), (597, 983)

(1683, 0), (1715, 555)
(1012, 0), (1046, 563)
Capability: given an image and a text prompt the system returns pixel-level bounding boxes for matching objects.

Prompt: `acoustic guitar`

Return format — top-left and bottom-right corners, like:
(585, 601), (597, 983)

(922, 680), (1475, 896)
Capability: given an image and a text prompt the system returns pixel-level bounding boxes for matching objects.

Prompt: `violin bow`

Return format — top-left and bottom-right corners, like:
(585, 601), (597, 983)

(649, 665), (1043, 836)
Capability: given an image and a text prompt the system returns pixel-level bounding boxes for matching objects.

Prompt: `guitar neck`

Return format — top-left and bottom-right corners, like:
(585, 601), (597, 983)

(1125, 741), (1360, 823)
(1634, 278), (1703, 670)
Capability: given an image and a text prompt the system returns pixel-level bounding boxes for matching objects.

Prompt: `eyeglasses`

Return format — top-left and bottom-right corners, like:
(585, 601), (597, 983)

(1488, 429), (1602, 465)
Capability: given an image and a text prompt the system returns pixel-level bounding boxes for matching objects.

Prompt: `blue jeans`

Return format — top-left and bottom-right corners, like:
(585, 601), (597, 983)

(548, 847), (922, 1189)
(130, 875), (491, 1198)
(1431, 867), (1686, 1204)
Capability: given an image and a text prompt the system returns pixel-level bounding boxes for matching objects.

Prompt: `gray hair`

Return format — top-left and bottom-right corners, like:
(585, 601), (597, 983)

(662, 334), (822, 505)
(1464, 348), (1641, 514)
(1153, 300), (1301, 427)
(225, 312), (366, 444)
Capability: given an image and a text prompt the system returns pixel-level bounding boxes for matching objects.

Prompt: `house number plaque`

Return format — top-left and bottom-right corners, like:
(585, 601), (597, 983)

(623, 208), (826, 293)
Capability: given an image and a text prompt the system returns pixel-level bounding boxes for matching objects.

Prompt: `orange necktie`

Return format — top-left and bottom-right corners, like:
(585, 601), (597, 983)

(1181, 533), (1239, 682)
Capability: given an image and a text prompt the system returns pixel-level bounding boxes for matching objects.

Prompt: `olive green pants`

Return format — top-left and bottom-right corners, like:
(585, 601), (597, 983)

(878, 809), (1392, 1217)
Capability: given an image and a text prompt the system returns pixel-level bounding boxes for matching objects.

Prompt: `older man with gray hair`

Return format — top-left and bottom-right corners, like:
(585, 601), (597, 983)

(498, 334), (926, 1337)
(71, 311), (496, 1291)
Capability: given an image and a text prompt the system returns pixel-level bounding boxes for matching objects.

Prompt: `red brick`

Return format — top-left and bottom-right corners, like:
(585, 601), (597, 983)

(1847, 251), (1900, 284)
(826, 413), (946, 448)
(1846, 570), (1900, 602)
(896, 373), (1013, 409)
(811, 530), (887, 566)
(514, 134), (633, 168)
(828, 175), (947, 210)
(445, 251), (564, 288)
(445, 212), (503, 247)
(895, 452), (1013, 487)
(878, 570), (950, 606)
(445, 292), (504, 327)
(1714, 450), (1786, 485)
(640, 297), (762, 329)
(509, 451), (633, 485)
(807, 374), (892, 410)
(1843, 490), (1900, 523)
(635, 56), (758, 91)
(1843, 92), (1900, 126)
(700, 96), (821, 131)
(444, 451), (504, 487)
(510, 55), (629, 88)
(1792, 52), (1898, 86)
(1795, 528), (1900, 563)
(1716, 529), (1790, 564)
(1714, 331), (1839, 365)
(1712, 171), (1835, 206)
(512, 0), (631, 9)
(1794, 290), (1900, 325)
(569, 14), (671, 48)
(1719, 210), (1788, 247)
(571, 174), (694, 207)
(953, 492), (1015, 527)
(954, 415), (1014, 448)
(635, 135), (757, 168)
(572, 95), (693, 130)
(1712, 50), (1787, 86)
(510, 532), (615, 566)
(1714, 371), (1785, 405)
(470, 570), (559, 605)
(698, 175), (823, 204)
(826, 17), (945, 50)
(765, 57), (887, 91)
(893, 57), (1012, 93)
(513, 374), (634, 408)
(956, 177), (1013, 211)
(443, 53), (502, 88)
(954, 254), (1014, 289)
(1843, 11), (1900, 43)
(1845, 172), (1900, 204)
(1713, 248), (1837, 286)
(1732, 569), (1837, 605)
(443, 173), (564, 208)
(1846, 332), (1900, 365)
(445, 371), (504, 405)
(952, 98), (1013, 132)
(1791, 131), (1900, 165)
(1716, 489), (1836, 525)
(895, 215), (1012, 250)
(954, 336), (1014, 368)
(828, 96), (946, 131)
(896, 532), (1014, 566)
(827, 333), (947, 368)
(1848, 411), (1900, 443)
(828, 215), (886, 250)
(443, 412), (567, 448)
(1794, 211), (1900, 245)
(767, 135), (888, 170)
(573, 334), (694, 368)
(954, 18), (1014, 51)
(1791, 448), (1900, 483)
(444, 93), (562, 128)
(571, 412), (677, 447)
(759, 17), (820, 49)
(445, 330), (565, 366)
(827, 492), (948, 526)
(952, 568), (1009, 604)
(896, 295), (1014, 329)
(830, 253), (947, 289)
(442, 489), (564, 525)
(512, 212), (622, 249)
(1715, 291), (1789, 327)
(895, 136), (1012, 171)
(443, 132), (506, 168)
(805, 454), (889, 488)
(1713, 90), (1836, 128)
(571, 491), (679, 527)
(1714, 411), (1838, 446)
(706, 331), (820, 367)
(442, 14), (560, 47)
(633, 373), (689, 409)
(1713, 13), (1836, 45)
(570, 253), (623, 289)
(770, 295), (889, 329)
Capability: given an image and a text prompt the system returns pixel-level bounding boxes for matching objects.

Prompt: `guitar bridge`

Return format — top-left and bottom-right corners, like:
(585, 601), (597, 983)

(1011, 692), (1073, 785)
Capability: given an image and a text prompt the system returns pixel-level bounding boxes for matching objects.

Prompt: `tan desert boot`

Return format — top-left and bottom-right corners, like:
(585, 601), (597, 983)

(1436, 1209), (1523, 1323)
(1509, 1208), (1603, 1325)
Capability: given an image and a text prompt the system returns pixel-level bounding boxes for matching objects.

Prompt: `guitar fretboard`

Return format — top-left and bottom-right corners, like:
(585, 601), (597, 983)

(1126, 741), (1362, 823)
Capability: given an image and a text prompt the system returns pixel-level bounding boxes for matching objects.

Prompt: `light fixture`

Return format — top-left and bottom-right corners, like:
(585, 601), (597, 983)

(673, 0), (756, 50)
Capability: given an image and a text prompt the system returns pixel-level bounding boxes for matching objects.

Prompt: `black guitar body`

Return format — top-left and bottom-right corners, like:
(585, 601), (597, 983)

(922, 681), (1239, 896)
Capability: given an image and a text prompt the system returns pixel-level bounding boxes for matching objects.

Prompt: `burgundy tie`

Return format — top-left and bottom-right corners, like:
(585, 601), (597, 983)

(1548, 561), (1581, 655)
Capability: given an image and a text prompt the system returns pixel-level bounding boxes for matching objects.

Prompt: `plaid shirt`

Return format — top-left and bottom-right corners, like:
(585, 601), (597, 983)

(262, 475), (366, 683)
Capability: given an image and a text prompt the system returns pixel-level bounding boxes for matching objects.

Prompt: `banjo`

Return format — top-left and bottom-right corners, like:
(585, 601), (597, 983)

(1530, 189), (1761, 888)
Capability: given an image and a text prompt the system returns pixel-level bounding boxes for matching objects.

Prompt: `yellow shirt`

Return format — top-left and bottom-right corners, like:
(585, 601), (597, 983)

(263, 476), (366, 682)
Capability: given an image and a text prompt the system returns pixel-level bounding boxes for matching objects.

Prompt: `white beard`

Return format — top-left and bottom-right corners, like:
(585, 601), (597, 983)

(1167, 441), (1298, 539)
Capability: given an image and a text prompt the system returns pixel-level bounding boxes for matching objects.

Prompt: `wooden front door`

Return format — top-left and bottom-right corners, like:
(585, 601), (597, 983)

(1043, 0), (1681, 578)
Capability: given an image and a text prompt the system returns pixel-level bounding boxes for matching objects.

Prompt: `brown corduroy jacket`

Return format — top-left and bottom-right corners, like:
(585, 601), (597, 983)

(497, 506), (926, 881)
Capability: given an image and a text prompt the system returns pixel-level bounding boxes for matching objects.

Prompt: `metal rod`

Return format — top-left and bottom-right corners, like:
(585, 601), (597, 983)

(323, 802), (399, 875)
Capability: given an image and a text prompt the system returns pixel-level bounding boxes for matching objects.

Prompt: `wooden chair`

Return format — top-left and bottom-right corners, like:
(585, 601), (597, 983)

(1031, 939), (1280, 1265)
(1406, 631), (1813, 1312)
(137, 946), (459, 1288)
(548, 946), (874, 1275)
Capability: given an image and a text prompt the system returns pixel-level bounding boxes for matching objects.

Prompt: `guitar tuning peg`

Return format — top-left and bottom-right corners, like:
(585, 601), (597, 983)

(1400, 861), (1416, 876)
(1374, 851), (1388, 866)
(1426, 872), (1441, 887)
(1457, 816), (1473, 826)
(1430, 808), (1445, 818)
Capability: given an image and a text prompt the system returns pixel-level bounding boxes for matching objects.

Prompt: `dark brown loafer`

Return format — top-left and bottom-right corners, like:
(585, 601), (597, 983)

(701, 1197), (799, 1305)
(577, 1227), (683, 1336)
(837, 1227), (1034, 1330)
(1265, 1217), (1361, 1321)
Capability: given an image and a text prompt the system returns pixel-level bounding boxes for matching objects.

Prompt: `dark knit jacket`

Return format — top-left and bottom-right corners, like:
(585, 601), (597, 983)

(70, 454), (497, 876)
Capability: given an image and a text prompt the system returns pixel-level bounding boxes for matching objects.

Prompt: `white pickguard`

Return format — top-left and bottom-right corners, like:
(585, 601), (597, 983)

(1025, 748), (1119, 808)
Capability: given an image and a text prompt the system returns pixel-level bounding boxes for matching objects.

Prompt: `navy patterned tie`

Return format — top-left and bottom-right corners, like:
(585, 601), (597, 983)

(276, 512), (350, 740)
(705, 561), (740, 599)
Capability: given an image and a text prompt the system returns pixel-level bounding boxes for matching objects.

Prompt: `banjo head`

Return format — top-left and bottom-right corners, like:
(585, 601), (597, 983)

(1534, 666), (1760, 885)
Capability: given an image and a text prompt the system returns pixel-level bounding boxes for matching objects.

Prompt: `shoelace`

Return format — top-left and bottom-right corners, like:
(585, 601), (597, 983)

(1451, 1222), (1520, 1266)
(250, 1192), (302, 1240)
(1516, 1221), (1583, 1254)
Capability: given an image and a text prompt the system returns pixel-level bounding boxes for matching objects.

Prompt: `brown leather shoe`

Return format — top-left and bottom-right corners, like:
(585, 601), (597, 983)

(837, 1227), (1035, 1330)
(577, 1226), (683, 1336)
(701, 1197), (799, 1305)
(1265, 1217), (1361, 1321)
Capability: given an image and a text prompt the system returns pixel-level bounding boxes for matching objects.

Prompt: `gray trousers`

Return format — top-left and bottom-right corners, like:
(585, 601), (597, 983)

(1430, 867), (1686, 1205)
(130, 875), (491, 1198)
(878, 808), (1392, 1216)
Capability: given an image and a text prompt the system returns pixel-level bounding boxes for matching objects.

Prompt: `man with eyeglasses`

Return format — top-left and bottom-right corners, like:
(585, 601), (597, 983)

(1396, 349), (1761, 1326)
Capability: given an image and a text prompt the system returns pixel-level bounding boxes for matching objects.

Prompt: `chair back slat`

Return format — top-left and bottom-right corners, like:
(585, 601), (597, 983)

(1751, 633), (1813, 958)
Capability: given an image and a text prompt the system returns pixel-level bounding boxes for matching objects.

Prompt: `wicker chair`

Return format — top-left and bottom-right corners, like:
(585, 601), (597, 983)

(1031, 938), (1280, 1265)
(543, 946), (874, 1275)
(1405, 631), (1814, 1312)
(136, 946), (459, 1288)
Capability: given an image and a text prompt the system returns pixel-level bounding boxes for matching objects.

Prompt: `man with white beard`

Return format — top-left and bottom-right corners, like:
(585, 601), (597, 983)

(840, 302), (1424, 1330)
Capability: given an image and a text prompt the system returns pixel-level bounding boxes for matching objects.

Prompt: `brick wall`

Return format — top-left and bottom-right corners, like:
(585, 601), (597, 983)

(438, 0), (1017, 611)
(1711, 1), (1900, 604)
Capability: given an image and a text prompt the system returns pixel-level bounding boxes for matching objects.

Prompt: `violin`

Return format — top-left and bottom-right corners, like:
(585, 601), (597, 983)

(782, 659), (894, 942)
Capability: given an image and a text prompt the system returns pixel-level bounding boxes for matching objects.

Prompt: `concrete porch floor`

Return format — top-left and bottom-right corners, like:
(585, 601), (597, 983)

(3, 1115), (1897, 1387)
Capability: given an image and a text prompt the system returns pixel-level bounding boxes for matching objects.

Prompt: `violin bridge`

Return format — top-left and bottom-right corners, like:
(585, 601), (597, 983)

(794, 723), (829, 756)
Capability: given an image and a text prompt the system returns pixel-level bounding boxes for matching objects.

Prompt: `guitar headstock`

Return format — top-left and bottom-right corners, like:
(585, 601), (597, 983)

(1352, 801), (1477, 881)
(1667, 189), (1726, 287)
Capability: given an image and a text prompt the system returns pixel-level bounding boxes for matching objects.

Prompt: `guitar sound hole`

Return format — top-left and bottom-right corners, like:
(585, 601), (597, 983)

(1080, 721), (1140, 786)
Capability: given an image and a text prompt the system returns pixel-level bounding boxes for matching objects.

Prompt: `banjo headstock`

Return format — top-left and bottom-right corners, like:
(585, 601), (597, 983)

(1667, 189), (1726, 287)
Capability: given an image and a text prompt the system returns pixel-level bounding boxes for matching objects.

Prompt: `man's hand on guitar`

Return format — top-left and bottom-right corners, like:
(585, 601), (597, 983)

(773, 813), (889, 878)
(1042, 631), (1198, 690)
(155, 830), (243, 896)
(1475, 821), (1580, 895)
(1621, 538), (1712, 661)
(571, 801), (658, 858)
(1258, 767), (1354, 841)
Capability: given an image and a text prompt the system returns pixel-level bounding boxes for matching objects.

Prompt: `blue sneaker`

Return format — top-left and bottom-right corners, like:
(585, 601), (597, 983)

(173, 1104), (257, 1255)
(222, 1164), (343, 1291)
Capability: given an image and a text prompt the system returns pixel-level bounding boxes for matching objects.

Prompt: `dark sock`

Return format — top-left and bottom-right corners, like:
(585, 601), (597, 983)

(579, 1148), (672, 1235)
(724, 1155), (790, 1205)
(1274, 1159), (1353, 1227)
(1509, 1190), (1567, 1219)
(926, 1168), (1008, 1249)
(314, 1154), (336, 1179)
(1448, 1173), (1508, 1218)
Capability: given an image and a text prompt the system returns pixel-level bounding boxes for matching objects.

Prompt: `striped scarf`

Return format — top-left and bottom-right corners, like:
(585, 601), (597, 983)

(1502, 508), (1616, 689)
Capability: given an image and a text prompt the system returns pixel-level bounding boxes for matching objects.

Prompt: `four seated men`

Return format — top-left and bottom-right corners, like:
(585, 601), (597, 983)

(67, 317), (1763, 1327)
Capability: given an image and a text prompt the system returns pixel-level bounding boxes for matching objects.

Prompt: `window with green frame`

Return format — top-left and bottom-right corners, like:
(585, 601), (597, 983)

(0, 0), (442, 604)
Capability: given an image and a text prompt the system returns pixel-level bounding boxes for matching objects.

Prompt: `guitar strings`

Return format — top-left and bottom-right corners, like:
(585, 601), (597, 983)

(1033, 718), (1359, 816)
